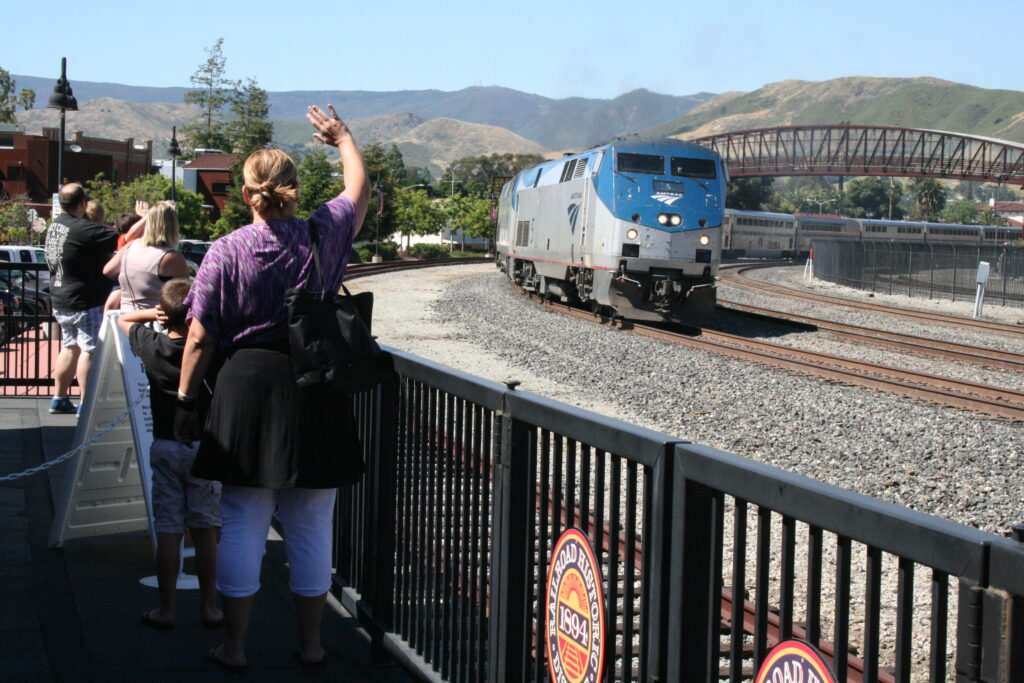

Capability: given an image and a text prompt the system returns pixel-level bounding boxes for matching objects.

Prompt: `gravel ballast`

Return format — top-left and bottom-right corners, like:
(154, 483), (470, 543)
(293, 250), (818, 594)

(353, 263), (1024, 537)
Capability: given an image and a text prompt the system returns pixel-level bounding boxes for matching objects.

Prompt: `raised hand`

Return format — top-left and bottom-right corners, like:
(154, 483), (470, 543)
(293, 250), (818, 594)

(306, 104), (352, 147)
(135, 200), (150, 216)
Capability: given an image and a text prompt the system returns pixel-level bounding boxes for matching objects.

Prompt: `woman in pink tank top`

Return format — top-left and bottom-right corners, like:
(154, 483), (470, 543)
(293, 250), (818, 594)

(104, 201), (190, 311)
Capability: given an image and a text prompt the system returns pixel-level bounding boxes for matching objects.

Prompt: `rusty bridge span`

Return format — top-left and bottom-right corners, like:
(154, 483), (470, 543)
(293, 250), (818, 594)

(693, 125), (1024, 186)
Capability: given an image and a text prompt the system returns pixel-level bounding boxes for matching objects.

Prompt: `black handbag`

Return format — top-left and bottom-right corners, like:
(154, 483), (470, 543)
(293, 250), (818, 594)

(285, 225), (392, 393)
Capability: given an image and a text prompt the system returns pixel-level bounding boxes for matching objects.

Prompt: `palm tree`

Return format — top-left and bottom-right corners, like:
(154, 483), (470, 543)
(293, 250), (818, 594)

(909, 178), (946, 222)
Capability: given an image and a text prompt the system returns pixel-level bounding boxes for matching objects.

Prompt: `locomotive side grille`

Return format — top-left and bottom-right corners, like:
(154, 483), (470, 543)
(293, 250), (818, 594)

(515, 220), (531, 247)
(559, 159), (578, 183)
(572, 157), (588, 179)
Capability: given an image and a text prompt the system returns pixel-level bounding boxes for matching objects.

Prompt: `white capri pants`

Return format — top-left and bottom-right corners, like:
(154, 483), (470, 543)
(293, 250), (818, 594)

(216, 485), (337, 598)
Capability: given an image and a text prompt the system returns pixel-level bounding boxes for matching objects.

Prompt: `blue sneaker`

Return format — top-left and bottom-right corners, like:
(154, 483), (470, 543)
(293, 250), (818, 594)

(49, 396), (76, 414)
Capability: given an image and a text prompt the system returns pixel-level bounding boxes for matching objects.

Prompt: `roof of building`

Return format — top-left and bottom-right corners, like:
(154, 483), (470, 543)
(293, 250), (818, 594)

(183, 153), (238, 170)
(992, 201), (1024, 213)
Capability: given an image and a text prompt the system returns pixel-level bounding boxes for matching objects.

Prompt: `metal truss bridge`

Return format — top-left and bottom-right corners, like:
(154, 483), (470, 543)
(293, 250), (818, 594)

(693, 125), (1024, 186)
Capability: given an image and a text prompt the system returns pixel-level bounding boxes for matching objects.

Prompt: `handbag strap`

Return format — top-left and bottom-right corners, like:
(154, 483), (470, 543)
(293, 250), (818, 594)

(305, 223), (354, 301)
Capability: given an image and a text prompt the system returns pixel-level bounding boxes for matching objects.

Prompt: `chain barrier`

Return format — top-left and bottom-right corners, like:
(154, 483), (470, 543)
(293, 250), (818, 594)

(0, 393), (147, 482)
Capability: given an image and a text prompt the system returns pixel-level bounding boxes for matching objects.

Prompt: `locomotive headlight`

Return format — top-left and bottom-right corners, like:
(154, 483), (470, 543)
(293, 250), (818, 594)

(657, 214), (669, 225)
(669, 214), (682, 226)
(626, 228), (639, 240)
(699, 234), (710, 246)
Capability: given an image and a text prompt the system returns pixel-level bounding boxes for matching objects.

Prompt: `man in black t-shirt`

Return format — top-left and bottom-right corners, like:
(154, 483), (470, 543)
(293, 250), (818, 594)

(44, 183), (117, 414)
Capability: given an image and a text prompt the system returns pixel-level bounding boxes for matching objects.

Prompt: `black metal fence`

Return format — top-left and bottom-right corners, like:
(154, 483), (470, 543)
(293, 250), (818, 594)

(333, 349), (1024, 682)
(811, 240), (1024, 309)
(0, 261), (64, 396)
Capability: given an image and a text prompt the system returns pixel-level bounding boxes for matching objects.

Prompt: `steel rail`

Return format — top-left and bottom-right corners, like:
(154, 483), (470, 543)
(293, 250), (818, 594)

(719, 264), (1024, 337)
(344, 257), (489, 280)
(512, 286), (1024, 421)
(718, 300), (1024, 372)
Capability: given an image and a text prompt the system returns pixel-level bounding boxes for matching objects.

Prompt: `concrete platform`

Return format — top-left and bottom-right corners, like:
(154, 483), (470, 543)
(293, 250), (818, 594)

(0, 397), (414, 681)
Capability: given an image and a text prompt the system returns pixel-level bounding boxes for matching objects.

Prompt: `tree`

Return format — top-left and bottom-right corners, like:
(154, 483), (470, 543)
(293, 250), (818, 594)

(845, 177), (904, 219)
(0, 195), (31, 242)
(229, 77), (273, 158)
(727, 177), (775, 211)
(908, 178), (946, 222)
(296, 148), (342, 218)
(359, 143), (405, 241)
(83, 173), (206, 237)
(0, 68), (35, 124)
(394, 189), (445, 250)
(444, 194), (494, 247)
(438, 153), (545, 197)
(182, 39), (236, 152)
(978, 207), (1006, 227)
(942, 199), (979, 225)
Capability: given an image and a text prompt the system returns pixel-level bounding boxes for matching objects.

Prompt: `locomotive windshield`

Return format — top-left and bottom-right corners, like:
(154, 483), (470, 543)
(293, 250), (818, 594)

(670, 157), (717, 179)
(617, 153), (664, 174)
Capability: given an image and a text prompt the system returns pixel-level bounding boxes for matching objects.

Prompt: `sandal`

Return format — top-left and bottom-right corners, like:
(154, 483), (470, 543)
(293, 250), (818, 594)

(201, 616), (225, 629)
(208, 647), (248, 672)
(140, 610), (174, 630)
(294, 651), (328, 670)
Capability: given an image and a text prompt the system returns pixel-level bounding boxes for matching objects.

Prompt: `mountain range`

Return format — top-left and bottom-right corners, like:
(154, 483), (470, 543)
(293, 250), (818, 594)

(11, 74), (712, 151)
(647, 76), (1024, 143)
(11, 74), (1024, 177)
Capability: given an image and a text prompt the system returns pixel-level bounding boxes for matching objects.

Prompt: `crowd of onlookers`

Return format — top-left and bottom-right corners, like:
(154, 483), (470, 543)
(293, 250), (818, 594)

(40, 103), (372, 671)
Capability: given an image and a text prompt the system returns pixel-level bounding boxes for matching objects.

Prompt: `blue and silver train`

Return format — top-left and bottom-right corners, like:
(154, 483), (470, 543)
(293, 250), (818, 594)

(723, 209), (1023, 259)
(496, 138), (727, 321)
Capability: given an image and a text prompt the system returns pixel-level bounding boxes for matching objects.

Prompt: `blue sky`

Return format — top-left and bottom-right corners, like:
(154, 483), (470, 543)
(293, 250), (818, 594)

(4, 0), (1022, 99)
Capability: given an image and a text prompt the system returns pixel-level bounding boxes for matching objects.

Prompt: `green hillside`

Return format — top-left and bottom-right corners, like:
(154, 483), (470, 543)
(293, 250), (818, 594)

(647, 77), (1024, 143)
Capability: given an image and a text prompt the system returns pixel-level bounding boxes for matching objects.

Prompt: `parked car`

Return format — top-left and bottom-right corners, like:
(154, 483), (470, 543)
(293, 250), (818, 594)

(0, 245), (50, 290)
(178, 240), (212, 266)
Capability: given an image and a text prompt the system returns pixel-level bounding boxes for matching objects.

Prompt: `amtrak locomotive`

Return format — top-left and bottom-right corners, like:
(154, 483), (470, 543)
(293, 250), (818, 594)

(496, 138), (726, 321)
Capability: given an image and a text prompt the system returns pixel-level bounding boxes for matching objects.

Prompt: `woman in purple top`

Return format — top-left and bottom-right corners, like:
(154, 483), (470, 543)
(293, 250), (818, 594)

(177, 105), (370, 671)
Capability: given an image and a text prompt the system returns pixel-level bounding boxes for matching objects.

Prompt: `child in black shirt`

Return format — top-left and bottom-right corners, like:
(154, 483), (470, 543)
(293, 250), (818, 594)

(117, 278), (222, 629)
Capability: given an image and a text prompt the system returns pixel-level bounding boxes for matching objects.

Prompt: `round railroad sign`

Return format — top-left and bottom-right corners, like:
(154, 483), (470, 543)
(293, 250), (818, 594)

(754, 639), (837, 683)
(545, 528), (605, 683)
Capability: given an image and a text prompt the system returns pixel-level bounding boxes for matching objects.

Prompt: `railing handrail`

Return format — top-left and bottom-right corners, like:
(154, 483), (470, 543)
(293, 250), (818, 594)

(674, 442), (993, 580)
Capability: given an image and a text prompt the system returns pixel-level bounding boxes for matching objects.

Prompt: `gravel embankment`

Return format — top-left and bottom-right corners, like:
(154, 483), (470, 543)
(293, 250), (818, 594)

(354, 263), (1024, 537)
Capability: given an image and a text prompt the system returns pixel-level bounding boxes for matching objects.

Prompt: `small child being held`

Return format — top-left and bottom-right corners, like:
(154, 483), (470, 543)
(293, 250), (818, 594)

(117, 278), (222, 630)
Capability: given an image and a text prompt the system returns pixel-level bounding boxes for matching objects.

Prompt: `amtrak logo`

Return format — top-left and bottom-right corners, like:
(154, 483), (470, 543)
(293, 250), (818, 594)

(652, 194), (682, 205)
(567, 203), (580, 234)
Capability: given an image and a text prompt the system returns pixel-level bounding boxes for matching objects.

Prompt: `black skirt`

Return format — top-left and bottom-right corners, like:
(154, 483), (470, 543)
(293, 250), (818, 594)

(191, 339), (365, 488)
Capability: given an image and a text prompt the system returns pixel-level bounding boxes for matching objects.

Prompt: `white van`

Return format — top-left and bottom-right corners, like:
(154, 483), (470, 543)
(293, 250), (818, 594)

(0, 246), (50, 290)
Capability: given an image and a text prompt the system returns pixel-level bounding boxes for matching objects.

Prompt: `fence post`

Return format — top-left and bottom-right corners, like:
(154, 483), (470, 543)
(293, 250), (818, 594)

(956, 580), (983, 681)
(487, 392), (535, 682)
(644, 445), (678, 680)
(365, 377), (399, 661)
(666, 451), (718, 682)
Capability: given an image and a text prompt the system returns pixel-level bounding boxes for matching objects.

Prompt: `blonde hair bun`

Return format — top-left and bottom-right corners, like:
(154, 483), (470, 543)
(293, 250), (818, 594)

(243, 149), (298, 213)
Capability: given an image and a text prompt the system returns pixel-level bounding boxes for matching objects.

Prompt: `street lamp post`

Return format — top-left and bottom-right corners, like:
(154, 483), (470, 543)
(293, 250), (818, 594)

(449, 164), (460, 197)
(47, 57), (78, 193)
(373, 179), (383, 263)
(168, 126), (182, 203)
(814, 198), (835, 214)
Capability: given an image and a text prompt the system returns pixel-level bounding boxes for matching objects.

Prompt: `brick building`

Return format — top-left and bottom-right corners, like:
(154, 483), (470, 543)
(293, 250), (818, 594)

(0, 125), (154, 216)
(182, 152), (237, 219)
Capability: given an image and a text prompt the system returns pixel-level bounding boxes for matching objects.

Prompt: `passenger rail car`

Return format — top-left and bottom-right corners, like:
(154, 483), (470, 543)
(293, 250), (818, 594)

(722, 210), (799, 258)
(722, 210), (1022, 259)
(496, 138), (726, 321)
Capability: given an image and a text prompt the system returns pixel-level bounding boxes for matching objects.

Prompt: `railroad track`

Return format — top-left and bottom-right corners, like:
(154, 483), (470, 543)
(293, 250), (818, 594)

(717, 301), (1024, 373)
(719, 263), (1024, 337)
(345, 256), (490, 280)
(513, 285), (1024, 421)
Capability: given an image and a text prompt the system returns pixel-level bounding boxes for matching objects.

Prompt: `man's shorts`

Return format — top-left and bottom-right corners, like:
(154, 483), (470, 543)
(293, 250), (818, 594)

(150, 439), (222, 534)
(54, 306), (104, 353)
